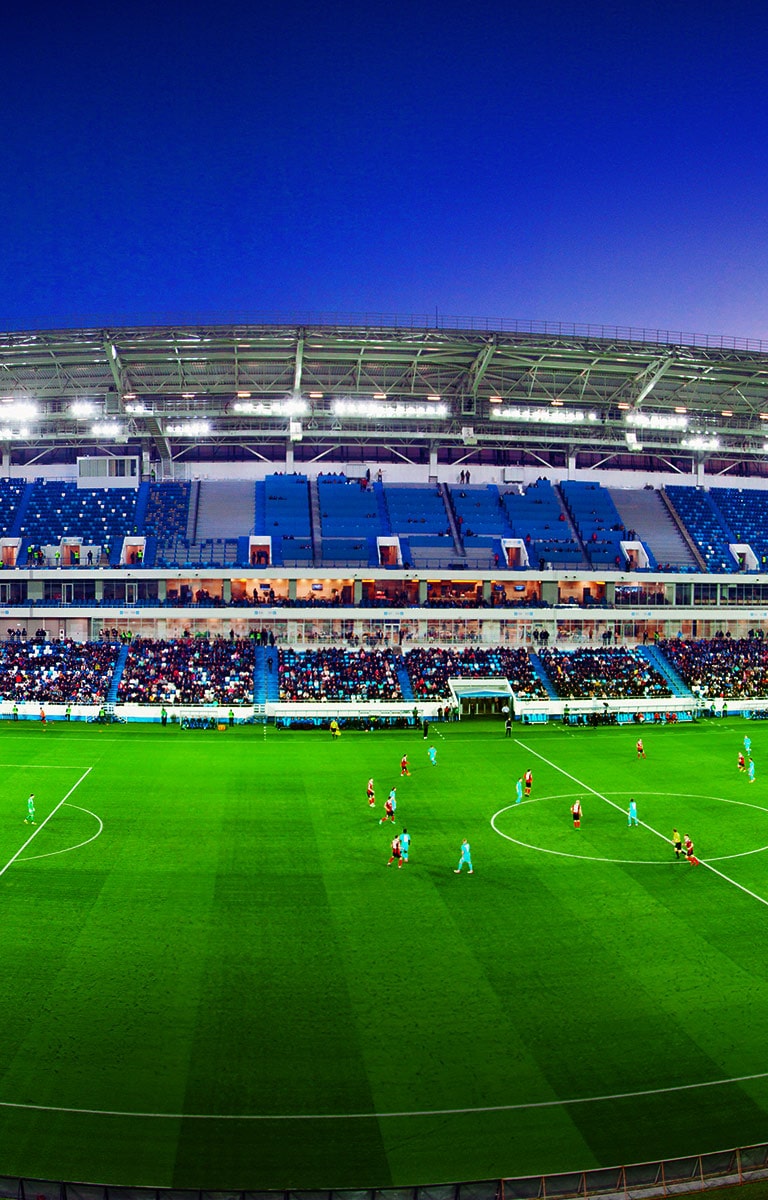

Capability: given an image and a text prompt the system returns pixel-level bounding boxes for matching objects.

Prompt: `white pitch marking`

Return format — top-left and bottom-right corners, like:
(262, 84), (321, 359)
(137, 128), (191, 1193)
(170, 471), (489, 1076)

(18, 803), (104, 862)
(0, 1067), (767, 1121)
(515, 739), (768, 909)
(0, 763), (87, 769)
(493, 791), (768, 864)
(0, 767), (92, 881)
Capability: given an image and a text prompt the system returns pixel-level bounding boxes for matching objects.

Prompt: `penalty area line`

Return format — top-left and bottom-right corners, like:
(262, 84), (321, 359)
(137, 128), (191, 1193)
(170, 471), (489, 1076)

(514, 739), (768, 910)
(0, 767), (93, 881)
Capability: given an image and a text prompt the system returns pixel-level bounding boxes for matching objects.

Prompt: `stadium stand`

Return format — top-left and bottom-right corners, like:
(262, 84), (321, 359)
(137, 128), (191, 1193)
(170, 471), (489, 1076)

(657, 636), (768, 698)
(708, 487), (768, 568)
(501, 479), (585, 569)
(117, 637), (256, 704)
(560, 480), (632, 568)
(262, 474), (313, 566)
(665, 486), (739, 572)
(0, 638), (119, 702)
(317, 475), (381, 565)
(20, 481), (138, 548)
(404, 647), (549, 700)
(278, 647), (403, 701)
(537, 647), (672, 699)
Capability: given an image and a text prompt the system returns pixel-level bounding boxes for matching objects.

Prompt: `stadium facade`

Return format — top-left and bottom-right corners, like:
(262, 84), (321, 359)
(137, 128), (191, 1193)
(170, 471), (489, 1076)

(0, 319), (767, 710)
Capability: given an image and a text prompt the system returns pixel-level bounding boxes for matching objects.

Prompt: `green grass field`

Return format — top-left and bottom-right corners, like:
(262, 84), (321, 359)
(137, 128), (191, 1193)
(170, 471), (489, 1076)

(1, 716), (768, 1190)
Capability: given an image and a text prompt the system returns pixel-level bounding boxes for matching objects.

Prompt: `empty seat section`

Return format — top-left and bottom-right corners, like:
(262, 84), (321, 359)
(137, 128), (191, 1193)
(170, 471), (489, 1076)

(320, 537), (370, 565)
(20, 481), (138, 550)
(448, 484), (511, 537)
(560, 480), (627, 567)
(383, 484), (449, 537)
(264, 474), (312, 565)
(144, 482), (191, 566)
(708, 487), (768, 565)
(0, 479), (26, 535)
(666, 486), (738, 572)
(317, 476), (382, 539)
(501, 479), (583, 567)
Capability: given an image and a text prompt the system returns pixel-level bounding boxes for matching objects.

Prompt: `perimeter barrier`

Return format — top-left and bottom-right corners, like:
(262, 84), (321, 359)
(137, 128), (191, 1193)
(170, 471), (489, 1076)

(3, 1143), (768, 1200)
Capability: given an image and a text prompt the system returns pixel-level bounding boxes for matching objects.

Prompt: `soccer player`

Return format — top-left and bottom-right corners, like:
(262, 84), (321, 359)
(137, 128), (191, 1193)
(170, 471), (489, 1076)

(748, 757), (756, 783)
(672, 828), (683, 859)
(683, 834), (699, 865)
(636, 738), (645, 758)
(524, 768), (533, 797)
(400, 754), (410, 776)
(40, 708), (47, 728)
(571, 799), (582, 828)
(628, 797), (638, 827)
(454, 838), (473, 873)
(428, 745), (437, 765)
(387, 835), (403, 868)
(367, 778), (375, 807)
(516, 777), (523, 804)
(400, 828), (411, 863)
(24, 794), (35, 825)
(745, 734), (752, 756)
(738, 751), (746, 772)
(380, 788), (396, 824)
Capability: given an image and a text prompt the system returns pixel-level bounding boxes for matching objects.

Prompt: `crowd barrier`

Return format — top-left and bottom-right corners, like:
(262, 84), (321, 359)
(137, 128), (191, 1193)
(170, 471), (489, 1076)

(3, 1141), (768, 1200)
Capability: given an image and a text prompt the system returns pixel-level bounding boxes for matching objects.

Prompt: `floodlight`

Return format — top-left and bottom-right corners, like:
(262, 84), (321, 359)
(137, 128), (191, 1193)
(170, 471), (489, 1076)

(92, 421), (126, 438)
(626, 412), (687, 431)
(166, 420), (210, 436)
(332, 399), (448, 419)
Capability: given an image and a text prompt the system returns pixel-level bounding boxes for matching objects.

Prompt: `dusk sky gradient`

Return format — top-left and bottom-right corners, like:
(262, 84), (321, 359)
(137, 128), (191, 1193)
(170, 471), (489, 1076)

(2, 0), (767, 339)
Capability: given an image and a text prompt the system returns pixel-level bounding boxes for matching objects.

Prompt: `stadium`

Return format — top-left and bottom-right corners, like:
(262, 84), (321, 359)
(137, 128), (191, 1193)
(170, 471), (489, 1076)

(3, 317), (768, 1199)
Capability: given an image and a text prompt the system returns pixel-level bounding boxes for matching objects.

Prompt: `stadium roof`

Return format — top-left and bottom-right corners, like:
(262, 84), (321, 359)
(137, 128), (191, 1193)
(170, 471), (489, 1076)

(2, 319), (768, 472)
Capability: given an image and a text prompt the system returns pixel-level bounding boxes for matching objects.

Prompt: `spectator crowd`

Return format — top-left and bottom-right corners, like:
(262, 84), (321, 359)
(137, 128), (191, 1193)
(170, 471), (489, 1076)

(658, 637), (768, 699)
(118, 638), (256, 705)
(537, 647), (671, 700)
(278, 647), (402, 701)
(0, 638), (119, 703)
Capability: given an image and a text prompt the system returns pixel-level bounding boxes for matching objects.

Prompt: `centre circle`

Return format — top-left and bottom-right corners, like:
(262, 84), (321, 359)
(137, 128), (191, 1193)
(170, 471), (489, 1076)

(490, 791), (768, 864)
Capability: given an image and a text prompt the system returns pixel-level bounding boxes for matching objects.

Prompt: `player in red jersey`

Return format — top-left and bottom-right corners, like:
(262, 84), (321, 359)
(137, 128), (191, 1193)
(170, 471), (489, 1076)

(684, 834), (699, 865)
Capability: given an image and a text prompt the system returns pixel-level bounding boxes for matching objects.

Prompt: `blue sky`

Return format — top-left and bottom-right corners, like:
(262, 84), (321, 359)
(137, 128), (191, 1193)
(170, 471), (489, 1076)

(1, 0), (767, 339)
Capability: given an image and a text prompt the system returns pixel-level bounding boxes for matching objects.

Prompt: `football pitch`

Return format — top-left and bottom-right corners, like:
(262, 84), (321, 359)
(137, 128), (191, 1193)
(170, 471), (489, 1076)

(1, 716), (768, 1190)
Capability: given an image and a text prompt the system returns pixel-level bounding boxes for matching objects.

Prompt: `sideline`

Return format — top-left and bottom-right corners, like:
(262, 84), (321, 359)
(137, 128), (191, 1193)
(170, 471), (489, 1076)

(0, 1066), (767, 1121)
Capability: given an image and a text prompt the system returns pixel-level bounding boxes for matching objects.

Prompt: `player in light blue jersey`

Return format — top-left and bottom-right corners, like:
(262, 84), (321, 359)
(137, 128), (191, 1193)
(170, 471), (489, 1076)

(628, 797), (638, 826)
(428, 745), (437, 765)
(454, 838), (473, 874)
(748, 757), (756, 783)
(744, 735), (752, 756)
(400, 828), (411, 863)
(516, 777), (523, 804)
